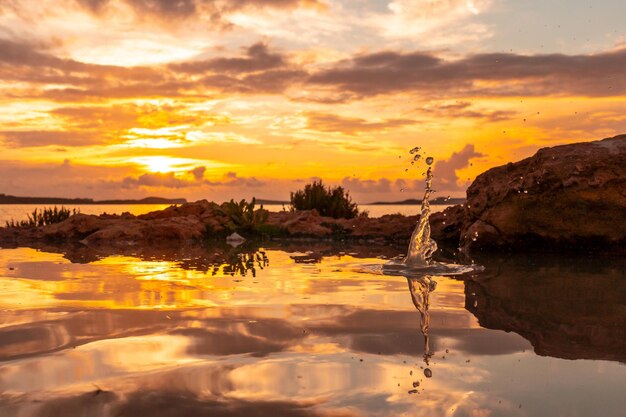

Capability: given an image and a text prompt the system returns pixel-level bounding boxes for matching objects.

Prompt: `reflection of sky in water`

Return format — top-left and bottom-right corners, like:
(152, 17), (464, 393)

(0, 247), (625, 417)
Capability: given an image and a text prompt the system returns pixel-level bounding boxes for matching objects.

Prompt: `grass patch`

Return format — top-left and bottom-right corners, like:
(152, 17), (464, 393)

(5, 206), (79, 228)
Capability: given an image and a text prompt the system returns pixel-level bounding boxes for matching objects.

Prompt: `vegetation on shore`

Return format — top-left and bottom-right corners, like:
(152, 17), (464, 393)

(290, 180), (359, 219)
(5, 206), (79, 228)
(211, 198), (270, 234)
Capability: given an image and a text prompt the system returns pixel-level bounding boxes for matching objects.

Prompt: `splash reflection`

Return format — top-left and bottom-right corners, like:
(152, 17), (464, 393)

(406, 276), (436, 366)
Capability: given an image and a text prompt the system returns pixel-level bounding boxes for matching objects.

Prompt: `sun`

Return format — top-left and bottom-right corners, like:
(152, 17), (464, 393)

(128, 156), (232, 174)
(130, 156), (194, 173)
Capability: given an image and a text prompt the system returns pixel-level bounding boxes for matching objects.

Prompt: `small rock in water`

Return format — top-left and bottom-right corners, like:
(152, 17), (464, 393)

(425, 156), (434, 165)
(226, 232), (246, 247)
(424, 368), (433, 378)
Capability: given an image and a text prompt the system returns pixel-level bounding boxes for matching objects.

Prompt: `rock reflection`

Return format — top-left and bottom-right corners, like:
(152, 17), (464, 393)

(465, 254), (626, 362)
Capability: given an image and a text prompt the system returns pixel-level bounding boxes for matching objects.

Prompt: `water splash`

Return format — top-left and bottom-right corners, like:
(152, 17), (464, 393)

(403, 157), (437, 267)
(384, 149), (482, 276)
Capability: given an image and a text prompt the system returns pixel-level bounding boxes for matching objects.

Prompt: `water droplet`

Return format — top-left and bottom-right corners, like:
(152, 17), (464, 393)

(408, 389), (418, 394)
(409, 146), (421, 154)
(523, 190), (528, 194)
(425, 157), (434, 165)
(424, 368), (433, 378)
(405, 168), (409, 172)
(411, 161), (415, 165)
(445, 349), (449, 353)
(413, 381), (420, 388)
(472, 237), (477, 241)
(413, 154), (421, 162)
(442, 221), (446, 225)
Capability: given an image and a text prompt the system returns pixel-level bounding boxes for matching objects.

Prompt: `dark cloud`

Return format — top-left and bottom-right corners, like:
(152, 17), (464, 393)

(0, 38), (302, 101)
(190, 166), (206, 180)
(213, 172), (265, 188)
(76, 0), (198, 17)
(421, 101), (517, 122)
(0, 130), (102, 147)
(239, 69), (307, 93)
(3, 34), (626, 105)
(122, 172), (192, 189)
(76, 0), (324, 22)
(305, 112), (415, 134)
(121, 170), (265, 189)
(173, 42), (285, 74)
(434, 144), (484, 191)
(341, 177), (391, 193)
(309, 48), (626, 98)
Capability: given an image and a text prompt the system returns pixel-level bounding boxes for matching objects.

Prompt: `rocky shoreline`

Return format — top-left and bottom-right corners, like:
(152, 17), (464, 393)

(1, 135), (624, 254)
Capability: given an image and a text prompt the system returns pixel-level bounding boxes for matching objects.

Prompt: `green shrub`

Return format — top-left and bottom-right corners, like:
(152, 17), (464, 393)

(213, 198), (269, 233)
(5, 206), (78, 228)
(290, 180), (358, 219)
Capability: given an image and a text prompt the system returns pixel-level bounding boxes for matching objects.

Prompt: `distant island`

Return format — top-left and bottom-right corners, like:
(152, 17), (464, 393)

(0, 193), (464, 207)
(255, 199), (290, 205)
(0, 194), (187, 205)
(369, 197), (465, 205)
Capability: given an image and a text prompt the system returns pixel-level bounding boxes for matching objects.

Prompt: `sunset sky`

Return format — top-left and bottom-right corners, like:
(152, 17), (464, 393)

(0, 0), (624, 203)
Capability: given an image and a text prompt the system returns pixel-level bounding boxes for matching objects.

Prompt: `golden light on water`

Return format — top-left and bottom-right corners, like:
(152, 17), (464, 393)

(1, 246), (624, 416)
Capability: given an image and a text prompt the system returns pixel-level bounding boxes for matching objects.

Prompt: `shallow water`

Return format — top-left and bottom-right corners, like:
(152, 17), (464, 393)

(0, 244), (624, 417)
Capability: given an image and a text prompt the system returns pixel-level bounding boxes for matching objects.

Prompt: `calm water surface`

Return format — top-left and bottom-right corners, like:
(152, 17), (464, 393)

(0, 244), (624, 417)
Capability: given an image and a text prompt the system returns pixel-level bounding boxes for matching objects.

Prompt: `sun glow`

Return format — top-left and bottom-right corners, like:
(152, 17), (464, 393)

(129, 156), (211, 173)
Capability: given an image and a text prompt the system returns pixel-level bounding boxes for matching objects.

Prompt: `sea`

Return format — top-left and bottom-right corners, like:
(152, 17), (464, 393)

(0, 203), (452, 224)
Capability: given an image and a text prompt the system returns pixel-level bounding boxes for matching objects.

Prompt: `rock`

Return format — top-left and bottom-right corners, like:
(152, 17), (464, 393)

(459, 135), (626, 253)
(226, 232), (246, 247)
(337, 214), (418, 239)
(42, 214), (109, 240)
(267, 210), (332, 236)
(430, 205), (464, 245)
(81, 216), (206, 246)
(138, 200), (213, 220)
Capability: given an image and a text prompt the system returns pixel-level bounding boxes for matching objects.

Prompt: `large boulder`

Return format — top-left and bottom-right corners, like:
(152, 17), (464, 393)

(459, 135), (626, 253)
(81, 216), (206, 246)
